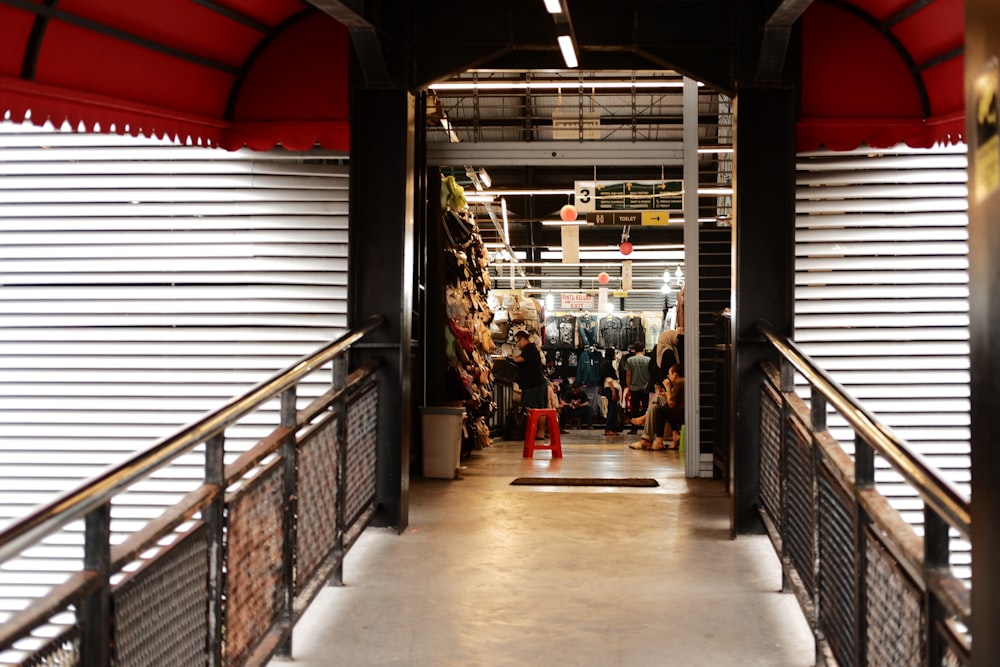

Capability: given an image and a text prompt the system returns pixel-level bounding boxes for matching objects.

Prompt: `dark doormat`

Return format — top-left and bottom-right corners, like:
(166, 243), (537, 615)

(511, 477), (659, 487)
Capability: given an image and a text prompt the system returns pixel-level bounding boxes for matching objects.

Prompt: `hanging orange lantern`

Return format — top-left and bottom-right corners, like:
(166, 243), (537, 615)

(598, 271), (610, 284)
(559, 204), (578, 221)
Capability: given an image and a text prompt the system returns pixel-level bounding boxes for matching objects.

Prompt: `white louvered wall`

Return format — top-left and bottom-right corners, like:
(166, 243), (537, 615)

(0, 122), (350, 532)
(795, 144), (970, 571)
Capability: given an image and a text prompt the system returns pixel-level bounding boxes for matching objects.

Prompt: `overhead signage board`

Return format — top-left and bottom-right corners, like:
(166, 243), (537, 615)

(574, 180), (683, 213)
(586, 211), (672, 226)
(560, 292), (597, 310)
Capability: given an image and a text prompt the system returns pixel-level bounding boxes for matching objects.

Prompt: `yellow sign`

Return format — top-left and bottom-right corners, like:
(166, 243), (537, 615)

(612, 290), (628, 298)
(641, 211), (671, 226)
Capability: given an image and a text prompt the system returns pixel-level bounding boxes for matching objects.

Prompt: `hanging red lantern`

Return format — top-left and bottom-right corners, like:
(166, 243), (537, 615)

(619, 241), (633, 255)
(559, 204), (578, 221)
(598, 271), (610, 285)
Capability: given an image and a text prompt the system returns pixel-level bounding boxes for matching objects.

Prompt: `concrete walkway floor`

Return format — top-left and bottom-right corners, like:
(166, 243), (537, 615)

(273, 430), (815, 666)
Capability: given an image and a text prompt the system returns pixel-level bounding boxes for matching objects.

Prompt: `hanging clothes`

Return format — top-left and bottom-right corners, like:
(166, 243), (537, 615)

(599, 315), (626, 350)
(557, 313), (577, 349)
(577, 313), (599, 347)
(576, 348), (603, 386)
(543, 314), (560, 348)
(623, 314), (646, 350)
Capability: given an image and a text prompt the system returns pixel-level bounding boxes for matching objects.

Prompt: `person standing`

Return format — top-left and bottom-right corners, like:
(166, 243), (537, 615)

(624, 342), (651, 434)
(509, 330), (549, 438)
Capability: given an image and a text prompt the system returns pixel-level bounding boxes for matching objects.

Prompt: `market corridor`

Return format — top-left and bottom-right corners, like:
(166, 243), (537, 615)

(272, 432), (815, 666)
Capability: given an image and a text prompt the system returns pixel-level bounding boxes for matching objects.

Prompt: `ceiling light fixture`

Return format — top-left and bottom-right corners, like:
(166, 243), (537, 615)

(477, 188), (574, 197)
(557, 35), (578, 68)
(543, 0), (563, 13)
(428, 80), (690, 91)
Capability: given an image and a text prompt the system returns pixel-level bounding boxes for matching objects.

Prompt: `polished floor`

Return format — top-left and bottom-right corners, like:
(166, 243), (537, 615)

(272, 429), (815, 666)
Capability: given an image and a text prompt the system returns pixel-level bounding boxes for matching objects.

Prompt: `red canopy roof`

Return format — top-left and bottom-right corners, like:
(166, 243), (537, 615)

(798, 0), (964, 151)
(0, 0), (964, 154)
(0, 0), (349, 151)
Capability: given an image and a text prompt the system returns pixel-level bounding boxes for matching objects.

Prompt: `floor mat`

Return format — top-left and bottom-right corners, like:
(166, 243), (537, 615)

(510, 477), (659, 487)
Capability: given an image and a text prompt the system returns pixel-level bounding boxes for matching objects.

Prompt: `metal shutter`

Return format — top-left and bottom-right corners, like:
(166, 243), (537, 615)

(795, 144), (970, 572)
(0, 122), (349, 529)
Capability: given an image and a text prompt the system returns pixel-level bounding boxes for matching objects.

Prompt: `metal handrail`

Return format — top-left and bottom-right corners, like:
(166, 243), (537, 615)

(0, 314), (386, 564)
(756, 318), (971, 540)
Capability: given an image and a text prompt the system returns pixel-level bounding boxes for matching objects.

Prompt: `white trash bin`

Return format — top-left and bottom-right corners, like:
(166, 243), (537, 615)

(420, 406), (465, 479)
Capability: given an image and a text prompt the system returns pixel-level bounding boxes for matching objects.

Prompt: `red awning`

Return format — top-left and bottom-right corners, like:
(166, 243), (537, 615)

(0, 0), (349, 151)
(798, 0), (964, 151)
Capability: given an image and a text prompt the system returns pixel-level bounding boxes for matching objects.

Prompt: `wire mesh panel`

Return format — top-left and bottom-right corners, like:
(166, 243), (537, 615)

(759, 382), (783, 523)
(17, 627), (80, 667)
(865, 528), (925, 666)
(112, 524), (209, 667)
(785, 417), (816, 597)
(297, 414), (339, 584)
(817, 466), (857, 667)
(226, 463), (285, 666)
(345, 383), (379, 528)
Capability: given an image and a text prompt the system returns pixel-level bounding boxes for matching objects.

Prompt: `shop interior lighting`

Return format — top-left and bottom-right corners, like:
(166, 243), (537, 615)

(478, 168), (492, 188)
(543, 0), (563, 13)
(476, 188), (574, 197)
(501, 197), (510, 246)
(464, 193), (494, 203)
(428, 80), (699, 91)
(697, 146), (734, 153)
(541, 219), (587, 226)
(557, 35), (578, 68)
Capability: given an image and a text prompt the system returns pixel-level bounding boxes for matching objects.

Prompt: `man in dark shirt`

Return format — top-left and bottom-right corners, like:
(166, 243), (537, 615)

(559, 382), (593, 429)
(509, 330), (550, 438)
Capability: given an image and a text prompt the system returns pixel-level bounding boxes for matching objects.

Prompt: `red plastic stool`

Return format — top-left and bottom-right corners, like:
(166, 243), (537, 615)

(523, 408), (562, 458)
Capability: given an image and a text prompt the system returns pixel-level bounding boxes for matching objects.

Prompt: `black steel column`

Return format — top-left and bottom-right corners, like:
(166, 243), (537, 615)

(349, 87), (416, 532)
(731, 87), (797, 535)
(965, 6), (1000, 665)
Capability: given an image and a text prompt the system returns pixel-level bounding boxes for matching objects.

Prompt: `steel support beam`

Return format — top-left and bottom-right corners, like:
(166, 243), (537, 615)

(349, 86), (416, 532)
(305, 0), (391, 86)
(965, 2), (1000, 664)
(426, 141), (684, 167)
(754, 0), (813, 86)
(682, 76), (702, 478)
(731, 87), (797, 535)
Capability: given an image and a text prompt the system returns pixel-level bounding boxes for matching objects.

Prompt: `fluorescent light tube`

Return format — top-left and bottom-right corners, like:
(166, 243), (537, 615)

(543, 0), (563, 13)
(557, 35), (578, 68)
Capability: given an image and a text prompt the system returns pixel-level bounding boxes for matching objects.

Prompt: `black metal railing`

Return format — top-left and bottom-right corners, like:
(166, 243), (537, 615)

(0, 314), (386, 666)
(755, 319), (971, 667)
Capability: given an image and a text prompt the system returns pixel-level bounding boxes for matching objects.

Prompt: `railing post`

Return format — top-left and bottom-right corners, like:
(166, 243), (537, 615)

(205, 433), (225, 667)
(330, 354), (349, 587)
(810, 386), (827, 433)
(854, 432), (875, 667)
(277, 387), (298, 658)
(778, 357), (794, 591)
(924, 507), (949, 667)
(79, 503), (111, 667)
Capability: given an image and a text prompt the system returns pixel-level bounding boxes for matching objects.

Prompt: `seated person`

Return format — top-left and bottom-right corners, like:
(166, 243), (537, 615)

(559, 381), (593, 430)
(629, 364), (685, 450)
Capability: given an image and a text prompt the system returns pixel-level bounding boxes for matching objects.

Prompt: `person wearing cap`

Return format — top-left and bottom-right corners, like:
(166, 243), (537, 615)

(508, 330), (551, 438)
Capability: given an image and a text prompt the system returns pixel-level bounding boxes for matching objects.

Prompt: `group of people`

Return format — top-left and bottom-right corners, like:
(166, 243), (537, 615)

(507, 328), (684, 448)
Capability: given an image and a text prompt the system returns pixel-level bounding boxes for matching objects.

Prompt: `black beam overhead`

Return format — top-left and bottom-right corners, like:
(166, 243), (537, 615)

(412, 0), (735, 93)
(305, 0), (392, 86)
(754, 0), (813, 86)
